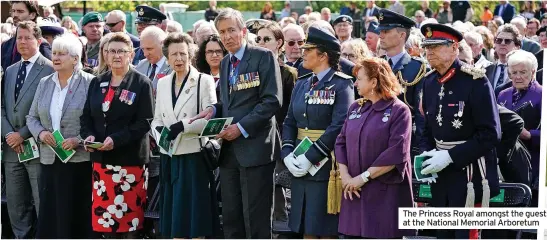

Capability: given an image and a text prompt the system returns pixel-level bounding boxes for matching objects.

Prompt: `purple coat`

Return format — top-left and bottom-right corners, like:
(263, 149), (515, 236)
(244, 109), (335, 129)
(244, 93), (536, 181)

(335, 98), (414, 238)
(497, 80), (542, 182)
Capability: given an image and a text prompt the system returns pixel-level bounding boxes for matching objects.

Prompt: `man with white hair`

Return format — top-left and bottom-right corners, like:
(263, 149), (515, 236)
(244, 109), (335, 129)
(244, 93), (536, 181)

(105, 10), (140, 48)
(194, 22), (218, 46)
(464, 31), (492, 68)
(510, 16), (541, 54)
(190, 7), (282, 238)
(283, 23), (305, 68)
(166, 19), (183, 33)
(135, 26), (171, 90)
(414, 10), (426, 28)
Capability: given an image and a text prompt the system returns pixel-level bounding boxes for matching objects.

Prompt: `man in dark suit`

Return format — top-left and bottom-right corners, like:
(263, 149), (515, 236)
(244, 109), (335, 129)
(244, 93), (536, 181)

(485, 24), (521, 94)
(190, 8), (281, 239)
(378, 9), (427, 158)
(1, 21), (54, 239)
(1, 1), (51, 71)
(494, 0), (516, 25)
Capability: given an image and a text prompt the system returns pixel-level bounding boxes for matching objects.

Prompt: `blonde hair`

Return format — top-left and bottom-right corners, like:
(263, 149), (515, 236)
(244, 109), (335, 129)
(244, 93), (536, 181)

(95, 32), (114, 75)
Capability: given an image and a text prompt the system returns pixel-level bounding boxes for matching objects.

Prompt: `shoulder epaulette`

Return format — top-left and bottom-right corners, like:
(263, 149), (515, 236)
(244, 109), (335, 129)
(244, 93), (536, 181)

(334, 71), (353, 80)
(297, 72), (313, 79)
(460, 64), (486, 80)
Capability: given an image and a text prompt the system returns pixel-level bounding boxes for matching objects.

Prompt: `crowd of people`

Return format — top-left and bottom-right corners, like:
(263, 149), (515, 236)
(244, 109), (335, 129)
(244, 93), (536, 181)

(0, 0), (543, 239)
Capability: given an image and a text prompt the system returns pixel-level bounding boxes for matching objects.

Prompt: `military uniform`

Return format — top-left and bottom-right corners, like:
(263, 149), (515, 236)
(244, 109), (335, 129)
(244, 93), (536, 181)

(281, 27), (355, 236)
(333, 15), (353, 43)
(378, 9), (428, 158)
(419, 24), (501, 239)
(132, 6), (166, 65)
(81, 12), (104, 67)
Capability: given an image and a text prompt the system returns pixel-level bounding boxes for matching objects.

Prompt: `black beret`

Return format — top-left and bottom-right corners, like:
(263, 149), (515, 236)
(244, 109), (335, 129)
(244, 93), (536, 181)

(40, 25), (64, 36)
(377, 9), (416, 30)
(333, 15), (353, 25)
(135, 5), (167, 24)
(421, 23), (463, 47)
(301, 26), (341, 53)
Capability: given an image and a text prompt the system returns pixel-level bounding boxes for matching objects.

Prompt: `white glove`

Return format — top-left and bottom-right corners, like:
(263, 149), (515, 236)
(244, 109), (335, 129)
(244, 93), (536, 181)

(421, 150), (453, 175)
(418, 177), (437, 184)
(295, 154), (313, 172)
(284, 155), (307, 177)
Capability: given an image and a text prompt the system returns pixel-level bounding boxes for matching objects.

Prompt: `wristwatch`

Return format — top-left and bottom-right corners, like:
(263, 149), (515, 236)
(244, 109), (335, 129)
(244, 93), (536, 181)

(360, 171), (371, 183)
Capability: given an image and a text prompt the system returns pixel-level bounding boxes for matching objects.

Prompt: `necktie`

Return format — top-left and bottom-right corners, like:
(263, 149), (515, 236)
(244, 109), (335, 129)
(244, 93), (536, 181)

(148, 64), (157, 81)
(495, 64), (506, 88)
(286, 61), (294, 67)
(14, 61), (30, 101)
(230, 56), (240, 86)
(311, 75), (319, 87)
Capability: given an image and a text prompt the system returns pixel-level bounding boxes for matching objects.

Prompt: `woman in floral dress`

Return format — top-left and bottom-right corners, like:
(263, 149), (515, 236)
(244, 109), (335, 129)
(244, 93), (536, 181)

(80, 32), (154, 238)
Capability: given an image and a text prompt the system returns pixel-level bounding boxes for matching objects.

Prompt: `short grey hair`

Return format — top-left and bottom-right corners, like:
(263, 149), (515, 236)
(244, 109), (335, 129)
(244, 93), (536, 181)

(321, 8), (331, 14)
(507, 49), (538, 74)
(195, 22), (218, 46)
(52, 33), (83, 70)
(166, 20), (183, 33)
(308, 12), (321, 22)
(140, 26), (167, 44)
(406, 33), (423, 50)
(214, 8), (245, 31)
(282, 23), (305, 38)
(106, 10), (126, 22)
(464, 31), (483, 45)
(162, 32), (195, 61)
(458, 39), (473, 63)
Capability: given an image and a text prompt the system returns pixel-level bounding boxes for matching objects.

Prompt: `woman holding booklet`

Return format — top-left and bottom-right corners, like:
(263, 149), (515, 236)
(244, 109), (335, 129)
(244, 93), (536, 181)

(281, 27), (354, 238)
(80, 33), (154, 238)
(26, 33), (96, 238)
(150, 32), (218, 238)
(334, 57), (414, 238)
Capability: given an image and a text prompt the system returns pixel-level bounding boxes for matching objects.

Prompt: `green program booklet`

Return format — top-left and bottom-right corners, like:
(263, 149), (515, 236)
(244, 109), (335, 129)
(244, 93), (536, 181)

(200, 117), (233, 137)
(157, 127), (174, 156)
(18, 138), (40, 162)
(293, 137), (328, 176)
(48, 130), (76, 163)
(414, 155), (438, 181)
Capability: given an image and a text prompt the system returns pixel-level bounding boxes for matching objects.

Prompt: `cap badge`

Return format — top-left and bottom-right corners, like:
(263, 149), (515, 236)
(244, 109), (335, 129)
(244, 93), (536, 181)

(426, 27), (433, 38)
(378, 13), (384, 21)
(253, 21), (260, 29)
(138, 8), (144, 16)
(342, 17), (347, 22)
(97, 14), (103, 21)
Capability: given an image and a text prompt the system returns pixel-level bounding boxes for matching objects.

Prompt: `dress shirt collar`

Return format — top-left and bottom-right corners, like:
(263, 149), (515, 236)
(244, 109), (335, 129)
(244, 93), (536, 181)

(229, 41), (247, 61)
(315, 67), (332, 82)
(52, 71), (74, 89)
(21, 51), (40, 64)
(387, 51), (406, 67)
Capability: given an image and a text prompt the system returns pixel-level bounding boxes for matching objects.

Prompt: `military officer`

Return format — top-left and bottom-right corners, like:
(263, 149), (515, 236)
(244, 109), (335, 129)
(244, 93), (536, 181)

(378, 9), (428, 159)
(132, 5), (166, 65)
(418, 23), (501, 239)
(333, 15), (353, 43)
(281, 26), (354, 238)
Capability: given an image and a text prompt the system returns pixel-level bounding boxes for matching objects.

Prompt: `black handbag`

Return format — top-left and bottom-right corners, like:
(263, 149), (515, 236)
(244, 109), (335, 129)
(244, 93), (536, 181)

(196, 74), (221, 171)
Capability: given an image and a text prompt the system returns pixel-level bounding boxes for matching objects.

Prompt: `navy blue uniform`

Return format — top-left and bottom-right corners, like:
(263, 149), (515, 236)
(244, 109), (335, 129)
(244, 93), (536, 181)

(389, 53), (427, 157)
(281, 69), (354, 236)
(133, 47), (145, 65)
(420, 59), (501, 238)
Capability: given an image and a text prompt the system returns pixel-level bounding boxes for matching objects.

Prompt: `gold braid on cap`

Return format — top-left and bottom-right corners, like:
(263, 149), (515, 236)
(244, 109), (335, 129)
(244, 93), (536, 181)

(396, 61), (427, 110)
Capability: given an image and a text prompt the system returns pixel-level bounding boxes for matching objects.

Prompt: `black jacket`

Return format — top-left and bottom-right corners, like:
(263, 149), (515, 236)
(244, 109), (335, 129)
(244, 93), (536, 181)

(80, 67), (154, 166)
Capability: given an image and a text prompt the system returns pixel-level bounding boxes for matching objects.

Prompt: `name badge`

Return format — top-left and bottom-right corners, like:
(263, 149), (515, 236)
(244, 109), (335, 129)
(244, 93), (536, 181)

(100, 82), (109, 87)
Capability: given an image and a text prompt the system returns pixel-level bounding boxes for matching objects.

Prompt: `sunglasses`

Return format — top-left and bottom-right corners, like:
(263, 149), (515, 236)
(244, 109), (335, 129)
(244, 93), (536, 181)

(495, 38), (514, 45)
(286, 40), (305, 47)
(105, 21), (122, 28)
(255, 36), (273, 44)
(342, 53), (356, 59)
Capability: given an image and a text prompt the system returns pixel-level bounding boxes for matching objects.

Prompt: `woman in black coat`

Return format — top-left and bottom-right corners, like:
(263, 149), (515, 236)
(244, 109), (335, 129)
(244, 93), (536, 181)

(80, 32), (154, 238)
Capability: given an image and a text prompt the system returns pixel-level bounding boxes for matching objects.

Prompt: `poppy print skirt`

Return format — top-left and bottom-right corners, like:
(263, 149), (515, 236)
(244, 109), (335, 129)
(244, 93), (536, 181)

(92, 162), (148, 233)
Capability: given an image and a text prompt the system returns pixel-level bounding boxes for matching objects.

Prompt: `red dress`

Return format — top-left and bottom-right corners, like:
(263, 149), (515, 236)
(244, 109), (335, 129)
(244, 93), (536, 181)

(91, 86), (148, 233)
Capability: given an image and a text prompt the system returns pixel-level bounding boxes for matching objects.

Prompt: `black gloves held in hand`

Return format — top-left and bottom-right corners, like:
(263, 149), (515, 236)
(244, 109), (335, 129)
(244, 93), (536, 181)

(166, 121), (185, 141)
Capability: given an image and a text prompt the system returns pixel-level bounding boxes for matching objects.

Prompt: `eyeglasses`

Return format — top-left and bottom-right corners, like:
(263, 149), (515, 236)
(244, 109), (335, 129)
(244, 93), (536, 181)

(342, 53), (356, 59)
(495, 38), (514, 45)
(108, 49), (131, 55)
(105, 21), (122, 28)
(286, 40), (304, 47)
(206, 50), (224, 56)
(255, 36), (273, 44)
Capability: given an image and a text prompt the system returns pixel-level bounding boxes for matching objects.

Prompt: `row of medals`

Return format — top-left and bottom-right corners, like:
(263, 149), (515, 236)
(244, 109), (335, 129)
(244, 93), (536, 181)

(231, 79), (260, 92)
(305, 90), (335, 105)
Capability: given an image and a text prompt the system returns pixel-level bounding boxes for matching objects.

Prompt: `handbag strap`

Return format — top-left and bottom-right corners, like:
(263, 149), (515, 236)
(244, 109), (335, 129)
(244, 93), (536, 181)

(196, 73), (203, 148)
